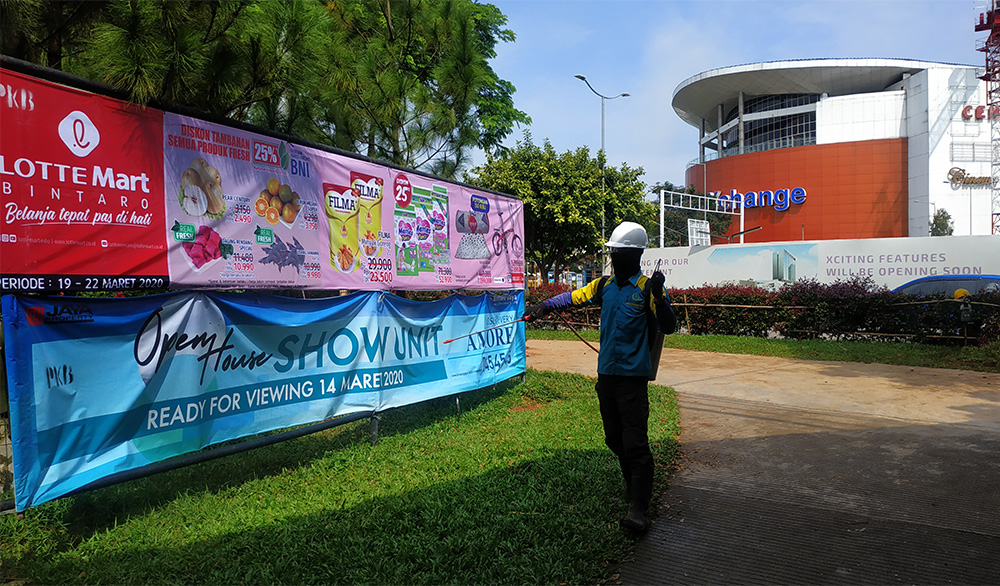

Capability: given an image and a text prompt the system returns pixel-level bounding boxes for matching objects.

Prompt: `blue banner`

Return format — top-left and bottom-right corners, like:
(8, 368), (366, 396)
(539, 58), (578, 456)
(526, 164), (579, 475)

(2, 290), (525, 510)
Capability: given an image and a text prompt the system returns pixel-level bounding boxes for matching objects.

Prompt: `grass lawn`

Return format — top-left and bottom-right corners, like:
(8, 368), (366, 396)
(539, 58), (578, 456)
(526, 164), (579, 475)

(4, 331), (994, 584)
(1, 371), (680, 585)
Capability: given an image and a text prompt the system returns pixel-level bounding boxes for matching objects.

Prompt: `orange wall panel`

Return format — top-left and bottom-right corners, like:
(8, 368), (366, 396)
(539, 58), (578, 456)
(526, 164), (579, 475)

(685, 139), (908, 243)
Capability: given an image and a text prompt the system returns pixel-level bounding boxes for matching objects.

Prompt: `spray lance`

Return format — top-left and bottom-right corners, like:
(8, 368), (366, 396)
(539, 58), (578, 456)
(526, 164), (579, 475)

(445, 259), (668, 353)
(442, 317), (527, 345)
(441, 312), (598, 352)
(443, 302), (600, 353)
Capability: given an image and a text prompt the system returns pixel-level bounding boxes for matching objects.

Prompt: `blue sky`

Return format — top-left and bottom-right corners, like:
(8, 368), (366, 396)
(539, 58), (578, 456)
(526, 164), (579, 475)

(473, 0), (984, 189)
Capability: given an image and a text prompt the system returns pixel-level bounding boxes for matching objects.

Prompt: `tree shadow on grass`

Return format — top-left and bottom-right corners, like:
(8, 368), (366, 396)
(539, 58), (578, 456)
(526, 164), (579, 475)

(57, 381), (517, 535)
(15, 446), (676, 586)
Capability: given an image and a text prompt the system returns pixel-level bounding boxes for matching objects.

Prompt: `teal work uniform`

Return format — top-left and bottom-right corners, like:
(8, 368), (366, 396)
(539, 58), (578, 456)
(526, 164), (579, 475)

(546, 274), (670, 378)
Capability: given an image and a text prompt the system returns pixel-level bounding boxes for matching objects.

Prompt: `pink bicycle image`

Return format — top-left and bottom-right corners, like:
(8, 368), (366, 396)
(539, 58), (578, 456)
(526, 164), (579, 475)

(491, 199), (523, 257)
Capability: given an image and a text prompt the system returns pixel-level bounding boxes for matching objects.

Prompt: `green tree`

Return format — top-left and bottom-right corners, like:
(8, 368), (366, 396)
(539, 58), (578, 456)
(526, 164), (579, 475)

(465, 132), (649, 278)
(2, 0), (527, 178)
(1, 0), (108, 69)
(930, 208), (954, 236)
(318, 0), (529, 177)
(78, 0), (332, 120)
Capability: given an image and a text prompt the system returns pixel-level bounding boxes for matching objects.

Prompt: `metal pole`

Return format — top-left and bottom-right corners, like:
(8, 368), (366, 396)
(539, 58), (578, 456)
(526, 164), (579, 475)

(659, 189), (664, 247)
(601, 95), (606, 274)
(740, 203), (746, 243)
(0, 322), (11, 501)
(601, 96), (606, 156)
(370, 414), (380, 446)
(575, 75), (628, 275)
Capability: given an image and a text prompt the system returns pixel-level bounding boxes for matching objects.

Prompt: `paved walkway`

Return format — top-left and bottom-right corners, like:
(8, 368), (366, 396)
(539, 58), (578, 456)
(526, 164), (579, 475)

(526, 341), (1000, 585)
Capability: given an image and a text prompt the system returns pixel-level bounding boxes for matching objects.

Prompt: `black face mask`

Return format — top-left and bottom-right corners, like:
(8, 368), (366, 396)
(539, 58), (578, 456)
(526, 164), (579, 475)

(610, 249), (642, 286)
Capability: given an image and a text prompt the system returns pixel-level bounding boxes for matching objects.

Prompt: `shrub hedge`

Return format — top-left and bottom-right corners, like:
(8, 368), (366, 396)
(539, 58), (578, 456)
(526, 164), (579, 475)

(527, 276), (1000, 347)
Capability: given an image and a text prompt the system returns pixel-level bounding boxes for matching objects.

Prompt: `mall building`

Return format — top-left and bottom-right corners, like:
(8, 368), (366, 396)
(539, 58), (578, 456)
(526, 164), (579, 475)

(672, 58), (997, 242)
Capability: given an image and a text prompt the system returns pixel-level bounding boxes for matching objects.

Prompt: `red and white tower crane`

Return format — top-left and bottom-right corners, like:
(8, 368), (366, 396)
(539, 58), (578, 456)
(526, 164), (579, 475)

(976, 1), (1000, 234)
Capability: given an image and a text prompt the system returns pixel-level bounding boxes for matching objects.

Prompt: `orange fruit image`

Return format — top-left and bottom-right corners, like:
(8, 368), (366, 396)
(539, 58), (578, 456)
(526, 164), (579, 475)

(265, 206), (280, 225)
(254, 197), (269, 217)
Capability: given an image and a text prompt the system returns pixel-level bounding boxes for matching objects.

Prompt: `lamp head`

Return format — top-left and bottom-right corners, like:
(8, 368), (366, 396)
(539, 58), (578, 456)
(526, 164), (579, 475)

(574, 74), (587, 81)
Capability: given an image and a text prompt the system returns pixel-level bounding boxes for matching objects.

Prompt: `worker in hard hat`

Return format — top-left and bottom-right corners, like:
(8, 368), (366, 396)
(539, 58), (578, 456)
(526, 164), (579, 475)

(525, 221), (676, 533)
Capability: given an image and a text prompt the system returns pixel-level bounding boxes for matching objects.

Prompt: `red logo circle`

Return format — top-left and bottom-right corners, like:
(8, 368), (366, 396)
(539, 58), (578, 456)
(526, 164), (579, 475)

(394, 174), (412, 208)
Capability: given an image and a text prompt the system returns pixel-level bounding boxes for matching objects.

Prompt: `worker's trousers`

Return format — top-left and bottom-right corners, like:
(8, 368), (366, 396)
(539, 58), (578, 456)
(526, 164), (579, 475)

(595, 374), (654, 505)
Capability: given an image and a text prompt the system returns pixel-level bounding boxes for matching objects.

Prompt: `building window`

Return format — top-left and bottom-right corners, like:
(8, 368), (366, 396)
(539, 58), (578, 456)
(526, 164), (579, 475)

(952, 142), (991, 162)
(721, 94), (819, 155)
(737, 94), (820, 116)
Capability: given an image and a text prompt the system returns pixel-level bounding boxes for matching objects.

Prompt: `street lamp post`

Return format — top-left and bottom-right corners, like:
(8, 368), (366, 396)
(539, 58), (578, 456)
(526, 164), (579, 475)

(575, 74), (629, 275)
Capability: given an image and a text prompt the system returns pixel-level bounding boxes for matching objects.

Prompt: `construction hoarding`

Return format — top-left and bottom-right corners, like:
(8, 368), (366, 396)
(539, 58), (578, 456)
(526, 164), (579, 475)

(1, 66), (525, 293)
(641, 235), (1000, 290)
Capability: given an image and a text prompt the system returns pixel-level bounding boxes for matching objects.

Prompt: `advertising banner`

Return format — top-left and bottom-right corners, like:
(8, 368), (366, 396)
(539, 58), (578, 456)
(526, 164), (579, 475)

(164, 113), (326, 289)
(2, 289), (526, 510)
(391, 172), (526, 291)
(0, 68), (169, 294)
(1, 65), (524, 293)
(163, 112), (525, 291)
(642, 235), (1000, 291)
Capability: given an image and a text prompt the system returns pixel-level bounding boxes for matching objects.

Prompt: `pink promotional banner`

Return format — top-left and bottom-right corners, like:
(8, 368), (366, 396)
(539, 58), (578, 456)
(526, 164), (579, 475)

(164, 113), (326, 289)
(1, 60), (524, 293)
(164, 112), (525, 291)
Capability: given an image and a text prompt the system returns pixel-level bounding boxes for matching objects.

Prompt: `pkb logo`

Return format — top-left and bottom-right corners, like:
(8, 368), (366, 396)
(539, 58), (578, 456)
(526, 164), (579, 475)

(0, 83), (34, 111)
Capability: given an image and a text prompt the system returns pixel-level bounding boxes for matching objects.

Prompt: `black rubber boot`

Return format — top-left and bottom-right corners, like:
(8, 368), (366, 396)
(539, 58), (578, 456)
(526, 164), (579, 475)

(620, 499), (651, 533)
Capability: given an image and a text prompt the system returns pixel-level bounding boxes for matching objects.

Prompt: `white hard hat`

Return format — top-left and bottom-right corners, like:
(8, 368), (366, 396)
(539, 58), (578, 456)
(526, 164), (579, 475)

(605, 221), (648, 249)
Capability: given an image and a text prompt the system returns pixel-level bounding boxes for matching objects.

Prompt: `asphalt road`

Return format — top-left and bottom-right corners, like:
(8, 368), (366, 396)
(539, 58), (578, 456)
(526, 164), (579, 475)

(526, 340), (1000, 585)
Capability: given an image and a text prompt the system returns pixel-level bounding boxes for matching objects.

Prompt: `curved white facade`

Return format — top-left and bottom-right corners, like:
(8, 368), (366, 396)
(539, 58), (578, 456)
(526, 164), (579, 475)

(672, 59), (995, 238)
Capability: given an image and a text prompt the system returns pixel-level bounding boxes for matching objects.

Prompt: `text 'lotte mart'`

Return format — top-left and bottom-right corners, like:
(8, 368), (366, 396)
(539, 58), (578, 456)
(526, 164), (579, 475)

(672, 58), (1000, 242)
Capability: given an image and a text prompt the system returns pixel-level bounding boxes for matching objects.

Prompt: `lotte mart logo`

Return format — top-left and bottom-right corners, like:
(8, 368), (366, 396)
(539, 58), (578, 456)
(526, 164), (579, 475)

(57, 110), (100, 158)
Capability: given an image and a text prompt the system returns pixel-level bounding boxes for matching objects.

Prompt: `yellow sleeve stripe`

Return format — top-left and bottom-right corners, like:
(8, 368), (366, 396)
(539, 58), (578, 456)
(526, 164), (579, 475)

(572, 278), (605, 305)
